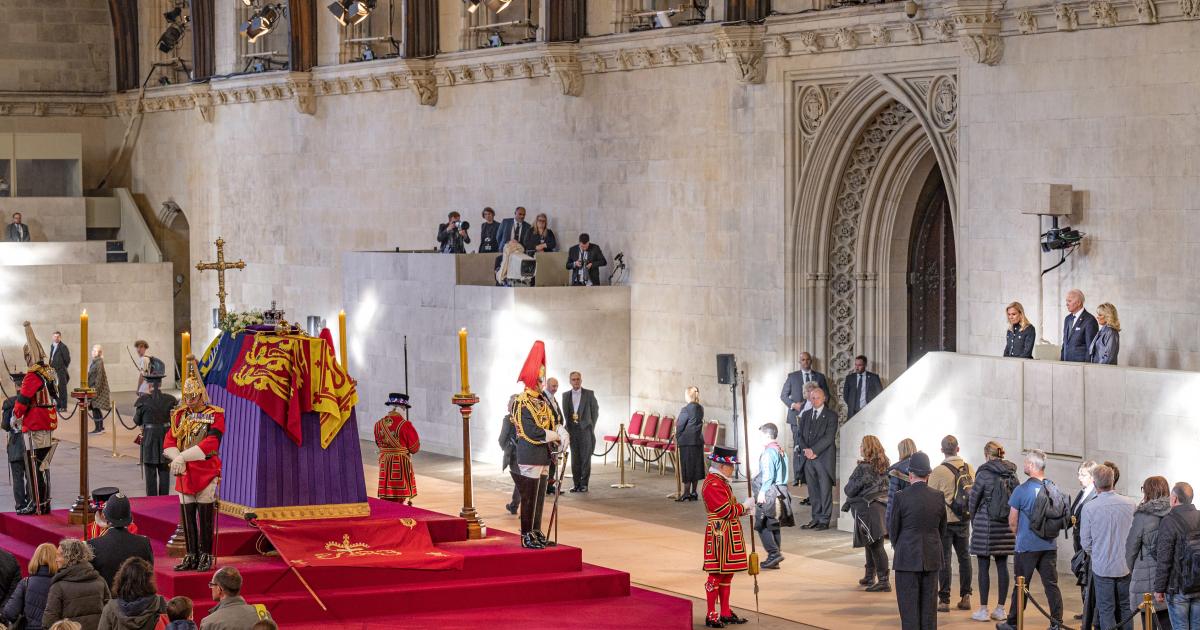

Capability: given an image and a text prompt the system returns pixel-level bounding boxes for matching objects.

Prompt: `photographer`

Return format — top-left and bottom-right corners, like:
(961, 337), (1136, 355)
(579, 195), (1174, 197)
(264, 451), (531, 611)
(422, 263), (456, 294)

(566, 233), (606, 286)
(478, 207), (500, 254)
(437, 211), (471, 254)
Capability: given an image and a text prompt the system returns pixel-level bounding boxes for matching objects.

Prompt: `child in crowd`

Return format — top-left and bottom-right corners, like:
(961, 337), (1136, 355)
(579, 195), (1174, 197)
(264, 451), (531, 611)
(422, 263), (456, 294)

(165, 596), (197, 630)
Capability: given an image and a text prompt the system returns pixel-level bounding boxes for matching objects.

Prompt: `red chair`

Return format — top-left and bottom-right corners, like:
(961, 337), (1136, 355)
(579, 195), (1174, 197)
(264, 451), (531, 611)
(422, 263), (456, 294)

(629, 414), (660, 466)
(701, 421), (720, 457)
(645, 416), (675, 473)
(603, 411), (643, 465)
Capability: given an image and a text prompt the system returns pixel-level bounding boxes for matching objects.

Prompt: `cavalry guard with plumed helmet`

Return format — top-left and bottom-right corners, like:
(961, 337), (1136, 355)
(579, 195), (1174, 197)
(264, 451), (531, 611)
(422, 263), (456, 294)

(12, 321), (58, 516)
(163, 356), (225, 572)
(509, 341), (569, 549)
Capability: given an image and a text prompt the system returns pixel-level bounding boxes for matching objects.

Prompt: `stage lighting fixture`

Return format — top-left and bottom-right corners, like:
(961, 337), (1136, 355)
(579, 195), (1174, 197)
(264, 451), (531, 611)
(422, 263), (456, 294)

(241, 3), (282, 43)
(328, 0), (375, 26)
(464, 0), (481, 13)
(157, 6), (189, 54)
(484, 0), (512, 12)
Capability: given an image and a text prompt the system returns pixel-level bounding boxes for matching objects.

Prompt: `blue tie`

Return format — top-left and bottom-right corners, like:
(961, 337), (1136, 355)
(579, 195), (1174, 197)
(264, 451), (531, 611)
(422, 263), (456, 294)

(1064, 314), (1075, 342)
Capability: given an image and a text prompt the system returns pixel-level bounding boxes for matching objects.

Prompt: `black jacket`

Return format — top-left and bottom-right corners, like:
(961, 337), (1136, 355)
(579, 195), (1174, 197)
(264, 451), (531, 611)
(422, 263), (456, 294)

(565, 244), (607, 286)
(513, 393), (555, 467)
(1154, 503), (1200, 594)
(88, 528), (154, 589)
(968, 458), (1018, 556)
(96, 594), (167, 630)
(0, 548), (19, 605)
(522, 228), (558, 255)
(497, 218), (532, 248)
(3, 396), (25, 463)
(561, 388), (598, 432)
(436, 222), (470, 254)
(1060, 309), (1099, 362)
(888, 481), (947, 572)
(133, 390), (176, 465)
(795, 407), (838, 477)
(3, 566), (54, 630)
(1004, 324), (1036, 358)
(886, 457), (912, 525)
(781, 369), (832, 433)
(844, 462), (889, 547)
(478, 221), (501, 254)
(1070, 487), (1098, 553)
(48, 343), (70, 375)
(841, 371), (882, 419)
(5, 223), (29, 243)
(675, 403), (704, 447)
(498, 413), (518, 474)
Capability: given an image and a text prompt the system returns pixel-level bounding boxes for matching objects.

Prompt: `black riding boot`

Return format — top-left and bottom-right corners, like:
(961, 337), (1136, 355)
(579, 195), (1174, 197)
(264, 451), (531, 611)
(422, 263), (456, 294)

(195, 503), (215, 571)
(174, 503), (199, 571)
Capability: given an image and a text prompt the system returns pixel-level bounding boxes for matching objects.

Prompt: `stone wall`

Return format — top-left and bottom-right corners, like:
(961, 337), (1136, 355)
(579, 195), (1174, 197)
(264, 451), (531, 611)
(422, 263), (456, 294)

(0, 0), (113, 93)
(0, 198), (87, 241)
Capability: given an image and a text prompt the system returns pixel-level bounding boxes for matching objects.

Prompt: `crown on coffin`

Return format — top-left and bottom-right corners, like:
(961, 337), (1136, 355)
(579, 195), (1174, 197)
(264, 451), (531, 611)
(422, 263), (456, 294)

(262, 301), (285, 326)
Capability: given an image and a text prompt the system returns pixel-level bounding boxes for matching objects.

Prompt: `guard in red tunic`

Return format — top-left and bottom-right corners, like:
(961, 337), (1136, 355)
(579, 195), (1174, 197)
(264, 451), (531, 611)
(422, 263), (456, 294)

(163, 356), (225, 572)
(12, 321), (58, 516)
(374, 392), (420, 505)
(702, 445), (752, 628)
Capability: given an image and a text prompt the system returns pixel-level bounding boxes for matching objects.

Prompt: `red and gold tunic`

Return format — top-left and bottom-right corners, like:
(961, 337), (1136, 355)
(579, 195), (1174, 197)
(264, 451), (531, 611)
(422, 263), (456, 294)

(13, 367), (57, 433)
(374, 411), (420, 501)
(702, 471), (749, 574)
(163, 404), (224, 496)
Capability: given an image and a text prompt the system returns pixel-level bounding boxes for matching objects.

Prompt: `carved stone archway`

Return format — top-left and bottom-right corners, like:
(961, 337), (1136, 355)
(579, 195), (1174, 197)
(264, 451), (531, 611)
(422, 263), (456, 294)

(785, 61), (960, 412)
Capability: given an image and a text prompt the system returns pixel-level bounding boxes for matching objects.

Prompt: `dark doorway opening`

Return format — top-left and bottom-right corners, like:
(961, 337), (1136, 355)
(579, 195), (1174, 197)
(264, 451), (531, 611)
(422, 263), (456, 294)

(907, 166), (956, 366)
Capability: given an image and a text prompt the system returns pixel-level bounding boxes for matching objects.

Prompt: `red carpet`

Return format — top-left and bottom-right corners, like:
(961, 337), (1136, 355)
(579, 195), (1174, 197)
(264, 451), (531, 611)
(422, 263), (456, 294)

(0, 497), (691, 628)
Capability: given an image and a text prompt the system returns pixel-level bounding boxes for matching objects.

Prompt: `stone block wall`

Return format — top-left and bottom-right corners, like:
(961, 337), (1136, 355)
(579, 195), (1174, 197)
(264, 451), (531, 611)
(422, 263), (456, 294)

(0, 198), (87, 241)
(0, 0), (113, 93)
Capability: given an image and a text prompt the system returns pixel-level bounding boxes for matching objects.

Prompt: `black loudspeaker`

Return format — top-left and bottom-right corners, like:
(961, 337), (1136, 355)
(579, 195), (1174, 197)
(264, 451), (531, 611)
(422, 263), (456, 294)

(716, 354), (736, 385)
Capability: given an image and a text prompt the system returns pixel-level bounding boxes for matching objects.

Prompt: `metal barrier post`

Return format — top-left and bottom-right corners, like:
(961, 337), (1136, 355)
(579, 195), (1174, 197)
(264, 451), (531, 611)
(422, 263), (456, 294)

(1143, 592), (1154, 629)
(1016, 576), (1025, 630)
(611, 424), (634, 488)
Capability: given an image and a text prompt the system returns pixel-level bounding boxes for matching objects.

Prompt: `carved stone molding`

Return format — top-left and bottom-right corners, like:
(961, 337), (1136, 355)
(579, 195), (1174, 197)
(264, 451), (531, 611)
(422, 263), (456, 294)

(1089, 0), (1120, 25)
(0, 97), (115, 118)
(928, 75), (958, 131)
(1017, 10), (1039, 32)
(543, 43), (584, 96)
(1133, 0), (1159, 21)
(931, 19), (956, 41)
(944, 0), (1004, 65)
(835, 27), (859, 50)
(189, 84), (214, 123)
(714, 25), (766, 85)
(1056, 4), (1080, 29)
(870, 24), (891, 45)
(1183, 0), (1200, 18)
(286, 73), (317, 115)
(905, 23), (924, 44)
(402, 59), (438, 106)
(799, 31), (823, 52)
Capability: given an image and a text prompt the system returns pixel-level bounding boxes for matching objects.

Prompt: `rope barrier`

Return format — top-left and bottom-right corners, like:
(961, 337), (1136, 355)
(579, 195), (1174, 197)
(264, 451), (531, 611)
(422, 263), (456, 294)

(636, 437), (676, 464)
(54, 402), (81, 421)
(1018, 584), (1075, 630)
(1019, 584), (1153, 630)
(593, 435), (621, 458)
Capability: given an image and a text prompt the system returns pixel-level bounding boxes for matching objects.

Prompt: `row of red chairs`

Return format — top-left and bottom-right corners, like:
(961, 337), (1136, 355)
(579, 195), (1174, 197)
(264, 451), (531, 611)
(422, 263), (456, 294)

(601, 411), (720, 474)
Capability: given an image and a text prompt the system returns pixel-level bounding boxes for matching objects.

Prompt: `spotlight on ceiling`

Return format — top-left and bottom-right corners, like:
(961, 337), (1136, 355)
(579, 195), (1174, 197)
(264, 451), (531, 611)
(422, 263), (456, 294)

(241, 3), (283, 43)
(464, 0), (481, 13)
(327, 0), (375, 26)
(157, 5), (189, 54)
(484, 0), (512, 12)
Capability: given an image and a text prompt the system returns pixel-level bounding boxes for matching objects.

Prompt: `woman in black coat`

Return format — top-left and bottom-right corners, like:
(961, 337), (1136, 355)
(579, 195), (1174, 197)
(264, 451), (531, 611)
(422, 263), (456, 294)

(967, 441), (1019, 622)
(674, 386), (705, 502)
(1003, 302), (1036, 358)
(523, 213), (558, 255)
(886, 438), (917, 525)
(843, 435), (891, 592)
(2, 543), (57, 630)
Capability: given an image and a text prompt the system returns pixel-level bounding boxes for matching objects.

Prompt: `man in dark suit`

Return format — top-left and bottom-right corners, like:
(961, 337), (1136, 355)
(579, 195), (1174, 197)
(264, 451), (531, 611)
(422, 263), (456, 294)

(88, 493), (154, 588)
(5, 213), (29, 242)
(566, 233), (607, 286)
(562, 371), (599, 492)
(1060, 289), (1099, 362)
(797, 387), (838, 530)
(842, 354), (883, 420)
(888, 451), (947, 630)
(47, 331), (70, 411)
(497, 206), (532, 249)
(781, 351), (832, 486)
(2, 371), (29, 511)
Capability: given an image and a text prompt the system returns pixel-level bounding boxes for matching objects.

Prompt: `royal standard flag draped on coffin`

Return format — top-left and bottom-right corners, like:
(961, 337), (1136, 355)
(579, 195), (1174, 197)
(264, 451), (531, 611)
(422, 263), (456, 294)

(201, 330), (357, 449)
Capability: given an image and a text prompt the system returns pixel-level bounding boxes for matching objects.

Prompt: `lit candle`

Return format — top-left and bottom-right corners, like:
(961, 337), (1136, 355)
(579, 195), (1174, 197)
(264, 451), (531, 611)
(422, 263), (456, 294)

(338, 310), (347, 371)
(458, 328), (470, 394)
(181, 331), (190, 376)
(79, 309), (88, 390)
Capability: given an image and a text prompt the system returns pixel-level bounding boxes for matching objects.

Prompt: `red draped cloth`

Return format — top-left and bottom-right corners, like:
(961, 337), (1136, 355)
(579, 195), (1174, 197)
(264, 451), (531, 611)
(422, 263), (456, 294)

(257, 517), (463, 571)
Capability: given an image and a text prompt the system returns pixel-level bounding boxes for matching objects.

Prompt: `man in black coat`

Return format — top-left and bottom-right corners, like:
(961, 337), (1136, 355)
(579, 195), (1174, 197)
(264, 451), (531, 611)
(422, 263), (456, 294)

(797, 387), (838, 530)
(499, 394), (521, 514)
(842, 354), (883, 420)
(497, 206), (532, 249)
(781, 351), (831, 486)
(888, 452), (947, 630)
(565, 233), (607, 286)
(1154, 482), (1200, 610)
(133, 373), (176, 496)
(47, 331), (70, 411)
(562, 371), (599, 492)
(5, 213), (30, 242)
(1060, 289), (1099, 362)
(0, 546), (18, 604)
(88, 493), (154, 588)
(2, 371), (29, 511)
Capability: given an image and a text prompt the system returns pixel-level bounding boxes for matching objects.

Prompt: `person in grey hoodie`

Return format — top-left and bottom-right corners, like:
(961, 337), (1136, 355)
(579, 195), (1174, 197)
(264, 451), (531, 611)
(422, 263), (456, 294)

(1125, 476), (1172, 629)
(97, 558), (166, 630)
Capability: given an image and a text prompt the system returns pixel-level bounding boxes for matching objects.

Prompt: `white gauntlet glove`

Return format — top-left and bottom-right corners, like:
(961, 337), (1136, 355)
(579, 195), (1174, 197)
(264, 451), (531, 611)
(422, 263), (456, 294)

(556, 426), (570, 448)
(169, 457), (186, 476)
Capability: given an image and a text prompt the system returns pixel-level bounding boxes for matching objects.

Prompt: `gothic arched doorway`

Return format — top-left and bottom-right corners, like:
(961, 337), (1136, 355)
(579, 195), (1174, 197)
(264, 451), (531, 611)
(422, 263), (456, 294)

(906, 166), (956, 366)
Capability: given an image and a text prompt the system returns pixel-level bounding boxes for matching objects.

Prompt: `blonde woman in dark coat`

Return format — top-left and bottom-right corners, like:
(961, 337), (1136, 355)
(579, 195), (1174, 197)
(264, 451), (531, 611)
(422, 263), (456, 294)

(967, 441), (1019, 622)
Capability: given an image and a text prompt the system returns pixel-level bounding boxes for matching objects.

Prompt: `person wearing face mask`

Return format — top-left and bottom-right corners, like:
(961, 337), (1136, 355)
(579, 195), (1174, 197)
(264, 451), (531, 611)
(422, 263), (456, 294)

(1002, 302), (1036, 359)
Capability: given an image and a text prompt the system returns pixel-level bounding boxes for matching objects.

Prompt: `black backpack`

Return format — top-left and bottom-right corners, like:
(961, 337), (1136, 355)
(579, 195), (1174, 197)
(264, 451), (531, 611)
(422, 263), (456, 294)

(942, 462), (974, 521)
(1030, 479), (1070, 539)
(1178, 525), (1200, 594)
(988, 468), (1020, 522)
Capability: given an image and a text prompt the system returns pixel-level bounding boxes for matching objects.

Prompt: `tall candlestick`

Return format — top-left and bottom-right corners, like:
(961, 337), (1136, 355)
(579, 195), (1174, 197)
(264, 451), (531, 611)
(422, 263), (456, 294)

(338, 310), (347, 371)
(79, 310), (88, 390)
(181, 331), (191, 377)
(457, 328), (470, 394)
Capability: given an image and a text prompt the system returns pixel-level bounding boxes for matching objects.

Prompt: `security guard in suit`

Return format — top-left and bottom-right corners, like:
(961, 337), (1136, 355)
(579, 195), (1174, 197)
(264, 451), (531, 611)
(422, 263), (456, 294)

(888, 451), (947, 630)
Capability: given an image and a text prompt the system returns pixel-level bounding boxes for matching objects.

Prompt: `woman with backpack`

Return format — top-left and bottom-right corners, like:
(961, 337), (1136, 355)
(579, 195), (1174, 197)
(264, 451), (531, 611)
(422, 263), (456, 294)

(967, 440), (1018, 622)
(1126, 475), (1172, 630)
(2, 543), (59, 630)
(844, 435), (891, 592)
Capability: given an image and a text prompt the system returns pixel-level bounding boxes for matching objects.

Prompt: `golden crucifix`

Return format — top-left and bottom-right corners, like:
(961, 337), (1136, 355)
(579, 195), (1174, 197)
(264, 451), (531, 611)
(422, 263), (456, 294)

(196, 237), (245, 320)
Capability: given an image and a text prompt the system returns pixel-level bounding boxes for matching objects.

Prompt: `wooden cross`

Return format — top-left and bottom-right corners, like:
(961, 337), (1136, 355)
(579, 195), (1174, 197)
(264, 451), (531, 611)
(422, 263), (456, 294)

(196, 237), (246, 320)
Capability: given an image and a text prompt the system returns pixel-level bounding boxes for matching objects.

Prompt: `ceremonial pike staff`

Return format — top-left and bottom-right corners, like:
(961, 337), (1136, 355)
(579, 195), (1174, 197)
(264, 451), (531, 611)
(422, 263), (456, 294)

(739, 371), (761, 617)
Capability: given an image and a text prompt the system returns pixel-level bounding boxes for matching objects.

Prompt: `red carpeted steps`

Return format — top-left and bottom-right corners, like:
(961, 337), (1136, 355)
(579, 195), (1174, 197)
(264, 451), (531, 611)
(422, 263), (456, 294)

(0, 497), (692, 628)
